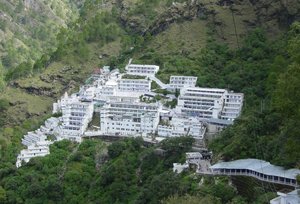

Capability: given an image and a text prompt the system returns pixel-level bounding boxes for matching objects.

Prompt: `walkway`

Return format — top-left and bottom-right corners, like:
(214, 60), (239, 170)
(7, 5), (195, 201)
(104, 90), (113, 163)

(148, 75), (169, 89)
(207, 159), (300, 187)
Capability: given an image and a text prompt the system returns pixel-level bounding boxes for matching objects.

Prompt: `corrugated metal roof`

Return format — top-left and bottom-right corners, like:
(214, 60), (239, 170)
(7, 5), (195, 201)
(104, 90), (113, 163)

(210, 159), (300, 179)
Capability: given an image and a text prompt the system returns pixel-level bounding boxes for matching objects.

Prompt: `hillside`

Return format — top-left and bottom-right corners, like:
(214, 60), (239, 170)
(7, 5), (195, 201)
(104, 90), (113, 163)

(0, 0), (84, 70)
(0, 0), (300, 203)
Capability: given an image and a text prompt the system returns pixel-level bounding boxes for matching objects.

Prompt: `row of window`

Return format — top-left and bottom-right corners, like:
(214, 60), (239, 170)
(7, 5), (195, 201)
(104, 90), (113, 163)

(170, 81), (196, 84)
(184, 93), (222, 99)
(119, 81), (149, 84)
(217, 169), (296, 184)
(179, 97), (215, 102)
(170, 77), (196, 80)
(186, 89), (225, 94)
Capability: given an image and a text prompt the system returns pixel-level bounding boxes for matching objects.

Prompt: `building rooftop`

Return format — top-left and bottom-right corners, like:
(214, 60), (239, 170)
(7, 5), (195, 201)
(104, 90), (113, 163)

(206, 118), (234, 125)
(210, 159), (300, 179)
(270, 189), (300, 204)
(186, 152), (202, 159)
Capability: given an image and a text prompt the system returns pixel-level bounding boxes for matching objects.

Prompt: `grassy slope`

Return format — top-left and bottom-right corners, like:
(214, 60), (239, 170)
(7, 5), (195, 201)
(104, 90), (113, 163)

(0, 39), (122, 124)
(0, 0), (83, 68)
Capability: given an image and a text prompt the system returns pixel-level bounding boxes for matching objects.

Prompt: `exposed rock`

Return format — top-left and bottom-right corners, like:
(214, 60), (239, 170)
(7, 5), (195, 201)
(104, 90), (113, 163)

(11, 81), (57, 97)
(148, 0), (215, 35)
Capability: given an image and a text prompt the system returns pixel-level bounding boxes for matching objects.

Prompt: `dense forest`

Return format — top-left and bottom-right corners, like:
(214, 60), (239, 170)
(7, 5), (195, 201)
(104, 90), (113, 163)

(0, 137), (277, 203)
(0, 0), (299, 203)
(209, 23), (300, 168)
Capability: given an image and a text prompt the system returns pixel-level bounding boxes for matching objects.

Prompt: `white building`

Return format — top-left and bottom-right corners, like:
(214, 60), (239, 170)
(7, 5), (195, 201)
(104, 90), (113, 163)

(158, 115), (206, 139)
(176, 87), (226, 118)
(118, 78), (151, 93)
(169, 76), (197, 91)
(60, 98), (94, 142)
(221, 92), (244, 121)
(100, 102), (160, 136)
(79, 86), (95, 102)
(186, 152), (203, 165)
(16, 141), (53, 168)
(22, 130), (47, 147)
(270, 190), (300, 204)
(176, 87), (243, 121)
(173, 163), (189, 173)
(126, 62), (159, 76)
(53, 92), (78, 114)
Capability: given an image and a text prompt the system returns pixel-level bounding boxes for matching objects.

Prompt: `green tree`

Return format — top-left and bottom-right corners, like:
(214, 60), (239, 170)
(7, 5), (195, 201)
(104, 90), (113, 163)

(0, 186), (6, 203)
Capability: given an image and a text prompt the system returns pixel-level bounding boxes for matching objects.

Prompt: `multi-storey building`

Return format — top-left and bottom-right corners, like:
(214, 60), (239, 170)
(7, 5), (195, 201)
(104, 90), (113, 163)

(157, 116), (206, 139)
(53, 92), (78, 114)
(79, 87), (95, 102)
(176, 87), (226, 119)
(16, 141), (53, 168)
(59, 98), (94, 142)
(220, 92), (244, 121)
(22, 130), (47, 147)
(169, 76), (197, 91)
(100, 102), (160, 136)
(118, 78), (151, 92)
(176, 87), (243, 121)
(126, 63), (159, 76)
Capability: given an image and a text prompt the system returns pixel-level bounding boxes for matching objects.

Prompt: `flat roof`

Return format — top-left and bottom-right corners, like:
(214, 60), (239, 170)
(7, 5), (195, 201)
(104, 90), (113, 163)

(128, 64), (159, 67)
(186, 152), (202, 158)
(206, 118), (233, 125)
(210, 159), (300, 179)
(185, 87), (227, 92)
(170, 75), (197, 78)
(105, 80), (118, 86)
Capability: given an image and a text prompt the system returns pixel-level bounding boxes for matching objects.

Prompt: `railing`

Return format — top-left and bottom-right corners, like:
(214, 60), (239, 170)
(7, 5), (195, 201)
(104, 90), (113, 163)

(210, 170), (298, 187)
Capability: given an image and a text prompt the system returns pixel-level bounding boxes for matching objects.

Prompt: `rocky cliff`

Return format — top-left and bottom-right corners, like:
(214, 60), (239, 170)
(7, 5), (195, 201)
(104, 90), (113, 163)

(118, 0), (300, 45)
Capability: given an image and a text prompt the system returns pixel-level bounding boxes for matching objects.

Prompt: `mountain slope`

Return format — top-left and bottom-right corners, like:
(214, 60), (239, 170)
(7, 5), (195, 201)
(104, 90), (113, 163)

(0, 0), (299, 174)
(0, 0), (84, 69)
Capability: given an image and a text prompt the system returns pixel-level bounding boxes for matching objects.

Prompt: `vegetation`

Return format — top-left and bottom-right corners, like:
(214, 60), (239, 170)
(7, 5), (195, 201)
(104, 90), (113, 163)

(0, 137), (276, 204)
(122, 74), (146, 79)
(209, 23), (300, 168)
(0, 0), (299, 203)
(0, 0), (83, 70)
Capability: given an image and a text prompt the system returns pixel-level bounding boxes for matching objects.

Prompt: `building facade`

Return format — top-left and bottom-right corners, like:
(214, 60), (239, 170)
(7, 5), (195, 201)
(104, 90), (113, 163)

(220, 92), (244, 121)
(169, 76), (197, 91)
(118, 79), (151, 92)
(158, 116), (206, 139)
(126, 64), (159, 76)
(176, 87), (226, 119)
(270, 190), (300, 204)
(100, 102), (160, 136)
(16, 141), (53, 168)
(176, 87), (243, 121)
(60, 100), (94, 142)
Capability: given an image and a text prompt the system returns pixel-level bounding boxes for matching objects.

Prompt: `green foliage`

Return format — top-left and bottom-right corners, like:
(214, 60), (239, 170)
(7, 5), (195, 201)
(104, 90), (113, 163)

(161, 136), (194, 167)
(122, 74), (146, 79)
(52, 112), (62, 118)
(209, 23), (300, 168)
(0, 140), (100, 204)
(0, 136), (277, 203)
(0, 99), (9, 112)
(0, 63), (5, 91)
(5, 62), (33, 81)
(163, 194), (221, 204)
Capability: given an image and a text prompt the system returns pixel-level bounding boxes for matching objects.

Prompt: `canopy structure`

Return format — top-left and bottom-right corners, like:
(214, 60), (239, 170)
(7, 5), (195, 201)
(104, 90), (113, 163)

(210, 159), (300, 187)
